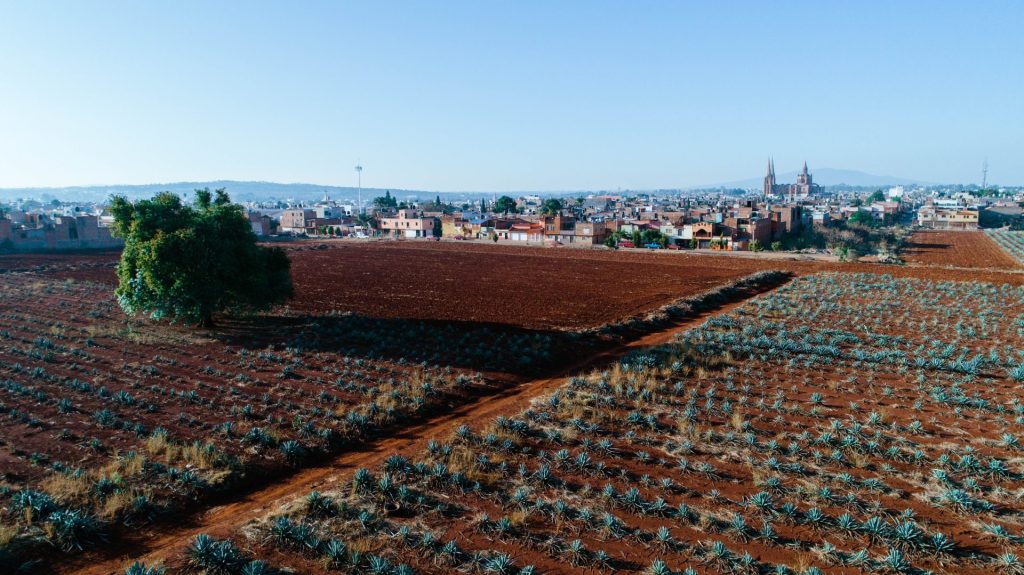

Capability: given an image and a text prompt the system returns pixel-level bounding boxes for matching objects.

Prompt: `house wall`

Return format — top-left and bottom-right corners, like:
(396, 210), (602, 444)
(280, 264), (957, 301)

(749, 218), (772, 244)
(380, 210), (435, 237)
(3, 216), (122, 251)
(281, 209), (315, 231)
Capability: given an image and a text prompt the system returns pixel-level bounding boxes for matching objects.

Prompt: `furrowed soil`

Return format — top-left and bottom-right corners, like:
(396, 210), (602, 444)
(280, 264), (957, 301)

(902, 230), (1021, 269)
(15, 239), (1024, 329)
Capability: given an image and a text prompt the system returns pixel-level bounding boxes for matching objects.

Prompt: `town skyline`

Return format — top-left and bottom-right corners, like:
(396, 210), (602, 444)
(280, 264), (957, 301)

(0, 163), (993, 202)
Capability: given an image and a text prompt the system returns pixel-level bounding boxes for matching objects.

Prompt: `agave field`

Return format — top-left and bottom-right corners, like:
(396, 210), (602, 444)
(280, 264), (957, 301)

(987, 230), (1024, 267)
(208, 272), (1024, 575)
(0, 273), (498, 563)
(0, 255), (792, 572)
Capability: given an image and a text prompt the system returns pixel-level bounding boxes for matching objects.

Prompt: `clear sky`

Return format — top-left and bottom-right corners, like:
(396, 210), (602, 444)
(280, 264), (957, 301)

(1, 1), (1021, 191)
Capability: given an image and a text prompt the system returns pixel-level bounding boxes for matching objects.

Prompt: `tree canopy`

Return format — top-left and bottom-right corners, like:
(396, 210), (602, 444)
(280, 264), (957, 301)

(493, 195), (518, 214)
(540, 198), (563, 216)
(110, 189), (293, 327)
(373, 191), (398, 209)
(848, 210), (875, 227)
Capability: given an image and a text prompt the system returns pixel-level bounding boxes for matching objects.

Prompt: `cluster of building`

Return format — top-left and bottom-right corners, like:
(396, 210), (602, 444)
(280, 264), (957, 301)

(255, 162), (911, 250)
(267, 201), (369, 238)
(434, 201), (807, 249)
(915, 197), (980, 230)
(0, 207), (121, 251)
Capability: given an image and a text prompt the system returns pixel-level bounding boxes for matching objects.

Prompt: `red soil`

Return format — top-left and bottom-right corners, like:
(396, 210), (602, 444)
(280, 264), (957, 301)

(286, 242), (762, 329)
(10, 240), (1024, 331)
(902, 230), (1020, 269)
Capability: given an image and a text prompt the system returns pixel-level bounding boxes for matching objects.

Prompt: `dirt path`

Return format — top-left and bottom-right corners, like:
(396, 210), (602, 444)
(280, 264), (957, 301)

(61, 286), (779, 575)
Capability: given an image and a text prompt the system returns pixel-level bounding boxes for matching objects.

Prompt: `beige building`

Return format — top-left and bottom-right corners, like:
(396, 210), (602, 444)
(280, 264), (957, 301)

(280, 209), (316, 233)
(916, 205), (979, 230)
(379, 209), (436, 238)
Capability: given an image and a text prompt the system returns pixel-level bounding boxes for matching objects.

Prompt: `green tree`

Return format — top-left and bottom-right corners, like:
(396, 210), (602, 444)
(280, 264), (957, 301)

(110, 189), (293, 328)
(373, 191), (398, 209)
(848, 210), (874, 227)
(867, 190), (886, 203)
(835, 245), (850, 261)
(494, 195), (518, 214)
(432, 218), (442, 238)
(640, 229), (666, 246)
(540, 198), (563, 216)
(356, 212), (377, 230)
(771, 241), (783, 251)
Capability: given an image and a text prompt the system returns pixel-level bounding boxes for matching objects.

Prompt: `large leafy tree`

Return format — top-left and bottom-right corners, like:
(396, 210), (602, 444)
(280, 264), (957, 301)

(493, 195), (518, 215)
(373, 190), (398, 209)
(540, 198), (563, 216)
(110, 189), (293, 327)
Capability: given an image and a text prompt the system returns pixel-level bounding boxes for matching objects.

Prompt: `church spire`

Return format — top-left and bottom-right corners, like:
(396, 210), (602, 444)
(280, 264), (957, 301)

(763, 156), (777, 199)
(802, 161), (808, 175)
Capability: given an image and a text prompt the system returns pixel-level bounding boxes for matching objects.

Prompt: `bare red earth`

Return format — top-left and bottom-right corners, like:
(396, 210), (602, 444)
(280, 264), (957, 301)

(902, 230), (1020, 269)
(12, 240), (1024, 330)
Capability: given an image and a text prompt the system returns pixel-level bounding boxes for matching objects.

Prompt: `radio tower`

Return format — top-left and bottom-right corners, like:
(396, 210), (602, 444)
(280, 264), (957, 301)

(355, 163), (363, 213)
(981, 158), (989, 190)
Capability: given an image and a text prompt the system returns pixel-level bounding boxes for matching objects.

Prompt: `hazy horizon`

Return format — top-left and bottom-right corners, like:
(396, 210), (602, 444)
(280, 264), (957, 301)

(0, 166), (960, 199)
(1, 1), (1021, 190)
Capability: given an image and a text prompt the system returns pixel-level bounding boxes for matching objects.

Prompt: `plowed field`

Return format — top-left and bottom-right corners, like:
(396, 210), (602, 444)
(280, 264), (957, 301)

(903, 230), (1020, 269)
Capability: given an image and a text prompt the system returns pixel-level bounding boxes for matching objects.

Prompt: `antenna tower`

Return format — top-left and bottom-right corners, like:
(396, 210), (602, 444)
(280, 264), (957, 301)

(355, 163), (363, 213)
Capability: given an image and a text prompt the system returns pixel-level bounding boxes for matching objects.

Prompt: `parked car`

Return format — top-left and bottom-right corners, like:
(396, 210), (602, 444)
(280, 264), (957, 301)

(426, 235), (440, 241)
(617, 240), (635, 248)
(454, 235), (464, 240)
(666, 243), (681, 250)
(645, 243), (663, 249)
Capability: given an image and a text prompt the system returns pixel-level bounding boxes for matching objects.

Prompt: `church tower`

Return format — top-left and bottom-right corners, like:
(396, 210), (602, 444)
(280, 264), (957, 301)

(796, 161), (810, 187)
(763, 157), (776, 198)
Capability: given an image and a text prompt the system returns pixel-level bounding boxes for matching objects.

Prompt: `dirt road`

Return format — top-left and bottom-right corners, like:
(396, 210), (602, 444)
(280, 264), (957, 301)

(61, 283), (781, 575)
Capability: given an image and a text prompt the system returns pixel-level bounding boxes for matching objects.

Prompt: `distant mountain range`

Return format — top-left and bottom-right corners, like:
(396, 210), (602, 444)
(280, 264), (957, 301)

(700, 168), (934, 190)
(0, 181), (437, 204)
(0, 180), (605, 204)
(0, 169), (936, 203)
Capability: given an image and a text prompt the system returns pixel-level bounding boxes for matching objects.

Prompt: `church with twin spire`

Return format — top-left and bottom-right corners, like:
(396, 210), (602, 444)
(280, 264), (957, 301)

(763, 158), (821, 202)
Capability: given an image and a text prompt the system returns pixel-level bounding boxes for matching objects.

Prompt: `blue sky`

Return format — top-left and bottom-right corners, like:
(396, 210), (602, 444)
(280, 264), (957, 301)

(1, 1), (1021, 190)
